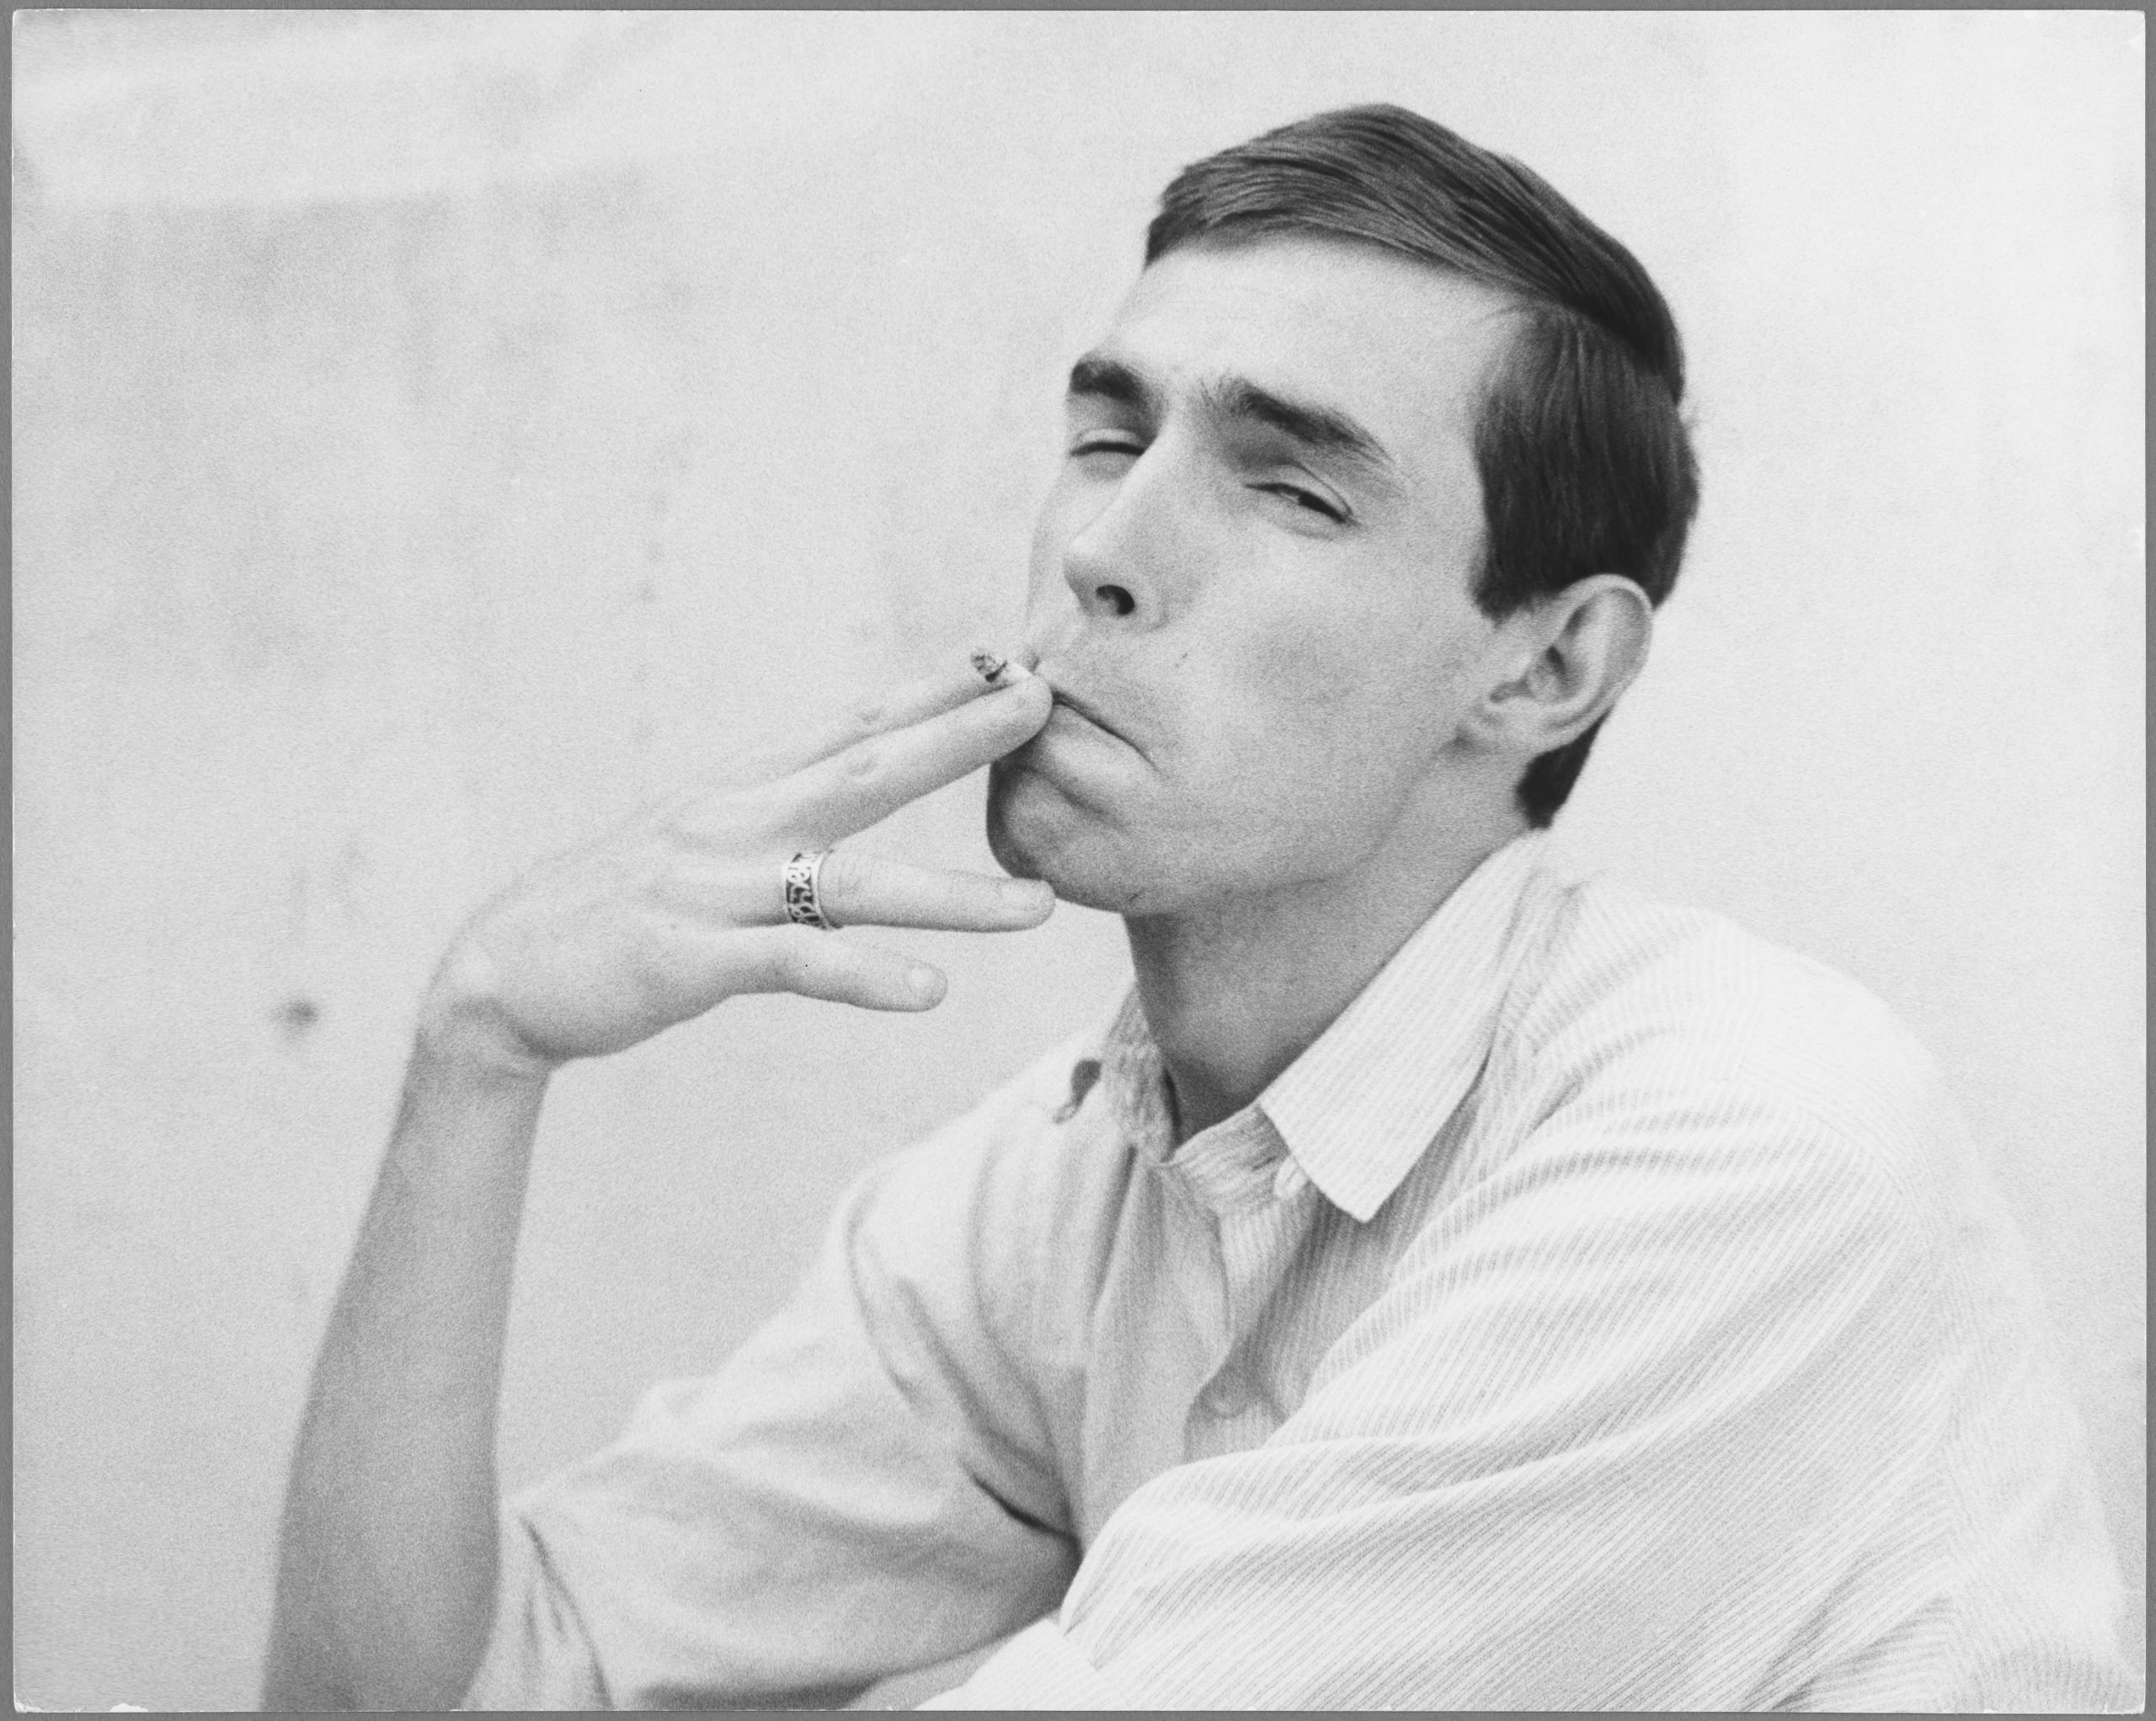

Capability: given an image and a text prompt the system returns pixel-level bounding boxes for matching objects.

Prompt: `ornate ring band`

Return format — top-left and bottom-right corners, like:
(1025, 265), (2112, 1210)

(782, 850), (840, 931)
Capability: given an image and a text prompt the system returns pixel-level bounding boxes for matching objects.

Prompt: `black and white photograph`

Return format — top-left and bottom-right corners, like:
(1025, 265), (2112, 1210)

(12, 10), (2144, 1711)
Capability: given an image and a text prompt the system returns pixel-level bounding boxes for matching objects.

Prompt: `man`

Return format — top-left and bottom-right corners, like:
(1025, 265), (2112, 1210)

(262, 106), (2135, 1711)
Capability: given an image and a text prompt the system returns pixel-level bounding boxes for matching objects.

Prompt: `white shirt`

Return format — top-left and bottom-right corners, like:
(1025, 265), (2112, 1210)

(462, 832), (2137, 1710)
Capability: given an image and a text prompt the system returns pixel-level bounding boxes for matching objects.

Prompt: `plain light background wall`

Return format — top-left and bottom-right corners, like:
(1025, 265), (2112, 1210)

(13, 12), (2143, 1710)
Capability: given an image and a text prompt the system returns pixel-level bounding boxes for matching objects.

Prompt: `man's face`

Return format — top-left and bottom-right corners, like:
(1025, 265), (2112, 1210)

(986, 234), (1522, 917)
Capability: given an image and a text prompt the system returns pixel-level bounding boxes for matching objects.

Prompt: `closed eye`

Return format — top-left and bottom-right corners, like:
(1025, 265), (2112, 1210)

(1070, 434), (1144, 459)
(1253, 482), (1348, 524)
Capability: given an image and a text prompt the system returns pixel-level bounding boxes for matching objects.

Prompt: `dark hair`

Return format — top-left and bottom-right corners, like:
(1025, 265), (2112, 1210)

(1146, 104), (1700, 826)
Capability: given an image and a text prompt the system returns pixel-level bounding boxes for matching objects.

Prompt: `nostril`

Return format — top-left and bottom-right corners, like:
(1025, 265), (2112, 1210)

(1098, 583), (1136, 618)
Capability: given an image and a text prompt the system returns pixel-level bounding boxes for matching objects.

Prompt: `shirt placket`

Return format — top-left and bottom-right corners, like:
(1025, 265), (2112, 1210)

(1165, 1112), (1321, 1463)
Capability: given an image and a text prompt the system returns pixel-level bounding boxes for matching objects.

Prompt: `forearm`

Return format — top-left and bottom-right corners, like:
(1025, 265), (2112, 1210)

(256, 655), (1049, 1708)
(262, 1042), (548, 1712)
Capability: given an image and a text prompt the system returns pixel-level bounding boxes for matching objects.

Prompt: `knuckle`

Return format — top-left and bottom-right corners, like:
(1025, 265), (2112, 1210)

(848, 695), (888, 736)
(654, 807), (702, 850)
(841, 741), (881, 782)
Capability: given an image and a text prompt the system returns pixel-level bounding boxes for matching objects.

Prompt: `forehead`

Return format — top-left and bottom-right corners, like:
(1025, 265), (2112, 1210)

(1093, 235), (1520, 455)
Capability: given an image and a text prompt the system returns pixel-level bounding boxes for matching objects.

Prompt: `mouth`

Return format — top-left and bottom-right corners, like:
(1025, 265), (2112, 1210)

(1017, 650), (1140, 755)
(1047, 686), (1123, 742)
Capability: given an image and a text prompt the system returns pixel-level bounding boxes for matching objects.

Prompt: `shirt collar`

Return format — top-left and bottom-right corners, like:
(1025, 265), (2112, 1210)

(1097, 989), (1172, 1157)
(1085, 830), (1555, 1222)
(1258, 830), (1554, 1221)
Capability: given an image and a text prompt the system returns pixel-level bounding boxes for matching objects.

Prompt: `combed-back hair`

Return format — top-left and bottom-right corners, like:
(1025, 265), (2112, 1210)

(1146, 104), (1700, 826)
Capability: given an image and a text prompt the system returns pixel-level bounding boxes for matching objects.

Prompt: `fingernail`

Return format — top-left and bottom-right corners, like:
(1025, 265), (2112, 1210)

(1001, 879), (1049, 908)
(907, 966), (945, 1002)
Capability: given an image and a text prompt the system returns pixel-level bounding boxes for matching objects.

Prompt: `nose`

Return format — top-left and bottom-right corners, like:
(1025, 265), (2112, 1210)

(1056, 445), (1185, 627)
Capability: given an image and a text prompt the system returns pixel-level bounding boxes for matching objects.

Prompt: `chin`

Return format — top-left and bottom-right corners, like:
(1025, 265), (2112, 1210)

(986, 763), (1166, 915)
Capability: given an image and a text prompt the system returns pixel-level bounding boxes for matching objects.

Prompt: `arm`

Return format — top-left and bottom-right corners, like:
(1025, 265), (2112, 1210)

(473, 1084), (1092, 1711)
(927, 1083), (1976, 1711)
(259, 1048), (547, 1711)
(260, 659), (1054, 1712)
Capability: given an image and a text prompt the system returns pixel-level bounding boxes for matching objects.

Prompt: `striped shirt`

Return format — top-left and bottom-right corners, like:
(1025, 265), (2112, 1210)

(462, 832), (2137, 1711)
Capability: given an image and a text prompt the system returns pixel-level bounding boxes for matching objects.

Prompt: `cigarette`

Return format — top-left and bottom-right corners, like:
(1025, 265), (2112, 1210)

(970, 649), (1033, 688)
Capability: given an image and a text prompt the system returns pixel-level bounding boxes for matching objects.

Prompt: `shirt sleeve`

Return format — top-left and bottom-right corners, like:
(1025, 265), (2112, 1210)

(462, 1050), (1086, 1711)
(458, 1517), (611, 1709)
(925, 1074), (2114, 1711)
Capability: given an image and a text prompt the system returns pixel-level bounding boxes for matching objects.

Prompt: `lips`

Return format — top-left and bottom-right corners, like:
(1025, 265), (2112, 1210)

(1021, 648), (1139, 754)
(1047, 685), (1124, 743)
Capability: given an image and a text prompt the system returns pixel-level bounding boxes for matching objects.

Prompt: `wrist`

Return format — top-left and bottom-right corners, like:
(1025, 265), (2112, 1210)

(415, 945), (559, 1087)
(392, 1027), (552, 1186)
(411, 1016), (558, 1090)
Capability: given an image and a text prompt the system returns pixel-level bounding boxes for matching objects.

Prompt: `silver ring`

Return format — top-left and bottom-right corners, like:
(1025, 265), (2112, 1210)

(782, 850), (840, 930)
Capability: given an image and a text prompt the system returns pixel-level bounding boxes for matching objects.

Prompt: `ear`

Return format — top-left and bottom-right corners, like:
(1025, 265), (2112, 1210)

(1465, 575), (1654, 758)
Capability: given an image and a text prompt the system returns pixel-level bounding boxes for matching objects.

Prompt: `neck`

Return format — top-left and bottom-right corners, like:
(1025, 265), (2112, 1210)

(1125, 796), (1529, 1142)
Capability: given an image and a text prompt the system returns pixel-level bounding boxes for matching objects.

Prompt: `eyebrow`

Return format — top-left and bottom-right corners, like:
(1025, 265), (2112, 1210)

(1066, 354), (1399, 486)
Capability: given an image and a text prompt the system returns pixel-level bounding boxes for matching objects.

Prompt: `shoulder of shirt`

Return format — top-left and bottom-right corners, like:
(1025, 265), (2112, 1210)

(885, 993), (1128, 1175)
(1508, 865), (1964, 1190)
(846, 998), (1136, 1308)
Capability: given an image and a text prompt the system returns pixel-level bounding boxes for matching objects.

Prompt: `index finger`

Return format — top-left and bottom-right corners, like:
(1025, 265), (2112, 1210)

(747, 652), (1024, 782)
(784, 671), (1053, 844)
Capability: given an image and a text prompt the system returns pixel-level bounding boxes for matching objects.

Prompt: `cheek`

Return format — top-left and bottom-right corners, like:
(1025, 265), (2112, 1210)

(1225, 598), (1448, 735)
(1189, 588), (1479, 795)
(1240, 626), (1369, 716)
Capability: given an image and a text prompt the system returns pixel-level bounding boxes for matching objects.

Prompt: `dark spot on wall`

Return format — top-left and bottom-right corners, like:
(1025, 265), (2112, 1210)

(275, 996), (321, 1040)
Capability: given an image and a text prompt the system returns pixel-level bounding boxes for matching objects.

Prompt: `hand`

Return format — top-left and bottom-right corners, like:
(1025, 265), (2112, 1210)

(419, 658), (1056, 1077)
